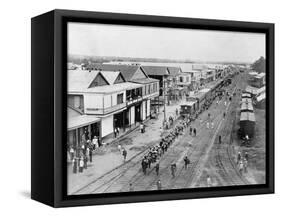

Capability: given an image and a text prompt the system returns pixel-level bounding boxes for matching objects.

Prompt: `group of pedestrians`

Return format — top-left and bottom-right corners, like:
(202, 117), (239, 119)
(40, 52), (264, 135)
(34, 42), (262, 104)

(117, 144), (128, 161)
(69, 133), (105, 174)
(141, 121), (187, 176)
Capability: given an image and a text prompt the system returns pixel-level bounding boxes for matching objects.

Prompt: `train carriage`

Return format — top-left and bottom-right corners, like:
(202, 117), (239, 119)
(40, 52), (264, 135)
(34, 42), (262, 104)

(240, 102), (254, 113)
(241, 98), (252, 104)
(241, 93), (252, 99)
(180, 100), (197, 118)
(239, 111), (255, 138)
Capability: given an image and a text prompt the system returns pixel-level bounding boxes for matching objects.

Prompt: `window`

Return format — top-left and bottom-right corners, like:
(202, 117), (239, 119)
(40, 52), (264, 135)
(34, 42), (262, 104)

(68, 95), (84, 111)
(117, 93), (124, 104)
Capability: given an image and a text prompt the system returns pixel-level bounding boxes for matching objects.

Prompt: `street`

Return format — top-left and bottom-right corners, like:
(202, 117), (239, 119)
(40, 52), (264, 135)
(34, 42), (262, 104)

(69, 71), (262, 195)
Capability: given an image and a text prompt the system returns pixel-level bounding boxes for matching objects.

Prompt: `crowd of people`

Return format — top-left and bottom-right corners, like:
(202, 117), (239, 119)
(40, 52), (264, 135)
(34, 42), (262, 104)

(140, 118), (191, 177)
(69, 133), (105, 174)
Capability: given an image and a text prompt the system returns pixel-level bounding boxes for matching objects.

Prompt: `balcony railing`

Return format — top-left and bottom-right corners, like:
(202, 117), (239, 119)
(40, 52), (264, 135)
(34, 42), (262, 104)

(86, 102), (126, 115)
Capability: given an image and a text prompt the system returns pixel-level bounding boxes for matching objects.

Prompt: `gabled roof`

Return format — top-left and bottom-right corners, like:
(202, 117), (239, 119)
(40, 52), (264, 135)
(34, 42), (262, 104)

(131, 77), (159, 84)
(68, 69), (100, 92)
(100, 71), (125, 85)
(167, 67), (182, 76)
(142, 66), (169, 76)
(86, 64), (145, 81)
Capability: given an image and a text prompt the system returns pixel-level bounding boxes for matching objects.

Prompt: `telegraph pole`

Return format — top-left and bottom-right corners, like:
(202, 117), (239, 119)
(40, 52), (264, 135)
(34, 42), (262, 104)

(163, 77), (167, 122)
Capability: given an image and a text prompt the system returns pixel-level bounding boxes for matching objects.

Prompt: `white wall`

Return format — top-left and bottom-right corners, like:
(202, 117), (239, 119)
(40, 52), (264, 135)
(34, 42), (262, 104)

(2, 0), (280, 216)
(84, 93), (103, 109)
(141, 101), (146, 120)
(147, 99), (151, 117)
(103, 94), (112, 108)
(129, 105), (135, 125)
(101, 115), (114, 137)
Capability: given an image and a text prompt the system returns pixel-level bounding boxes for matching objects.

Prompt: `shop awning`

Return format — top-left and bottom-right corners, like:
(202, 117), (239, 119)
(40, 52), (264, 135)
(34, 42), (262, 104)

(68, 114), (101, 131)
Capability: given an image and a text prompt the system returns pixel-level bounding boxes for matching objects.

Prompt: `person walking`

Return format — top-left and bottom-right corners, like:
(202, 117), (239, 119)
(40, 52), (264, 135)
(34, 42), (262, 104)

(122, 149), (127, 161)
(189, 126), (193, 136)
(140, 122), (145, 133)
(157, 180), (162, 190)
(92, 136), (99, 150)
(155, 162), (160, 176)
(206, 175), (212, 187)
(117, 144), (122, 154)
(237, 151), (242, 164)
(244, 152), (249, 161)
(193, 128), (197, 137)
(142, 158), (147, 175)
(69, 146), (75, 161)
(129, 183), (134, 192)
(89, 148), (93, 163)
(243, 158), (248, 173)
(83, 155), (88, 169)
(184, 156), (190, 170)
(218, 135), (222, 144)
(238, 160), (244, 175)
(72, 157), (78, 174)
(79, 157), (84, 173)
(171, 163), (177, 178)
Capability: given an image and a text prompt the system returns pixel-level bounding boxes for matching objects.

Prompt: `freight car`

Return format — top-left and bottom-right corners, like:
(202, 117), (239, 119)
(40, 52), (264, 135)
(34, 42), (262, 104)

(240, 102), (254, 113)
(180, 100), (197, 119)
(239, 111), (255, 138)
(241, 98), (252, 104)
(241, 93), (252, 99)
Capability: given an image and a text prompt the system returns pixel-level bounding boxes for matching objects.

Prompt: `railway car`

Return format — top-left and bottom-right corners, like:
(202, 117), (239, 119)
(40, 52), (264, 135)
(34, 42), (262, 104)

(241, 93), (252, 99)
(239, 111), (255, 138)
(241, 98), (252, 104)
(240, 102), (254, 113)
(180, 100), (197, 118)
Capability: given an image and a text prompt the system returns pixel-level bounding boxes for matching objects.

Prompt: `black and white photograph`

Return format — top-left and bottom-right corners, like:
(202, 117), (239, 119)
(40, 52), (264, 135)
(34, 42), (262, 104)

(66, 22), (267, 195)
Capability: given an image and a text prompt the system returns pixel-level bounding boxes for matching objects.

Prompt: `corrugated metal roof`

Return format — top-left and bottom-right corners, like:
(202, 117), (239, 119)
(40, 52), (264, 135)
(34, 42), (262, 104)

(240, 112), (255, 122)
(67, 107), (100, 130)
(86, 64), (142, 81)
(142, 66), (169, 76)
(131, 78), (159, 84)
(68, 69), (100, 92)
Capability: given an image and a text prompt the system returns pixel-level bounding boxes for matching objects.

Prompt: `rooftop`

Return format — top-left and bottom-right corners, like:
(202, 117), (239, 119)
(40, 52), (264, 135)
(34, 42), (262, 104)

(68, 69), (143, 94)
(67, 107), (100, 130)
(142, 66), (169, 76)
(86, 64), (142, 81)
(240, 112), (255, 122)
(131, 77), (159, 84)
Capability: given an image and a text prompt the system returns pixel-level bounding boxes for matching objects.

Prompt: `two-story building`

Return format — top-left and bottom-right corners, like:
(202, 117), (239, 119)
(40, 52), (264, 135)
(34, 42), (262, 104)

(86, 64), (160, 119)
(141, 65), (178, 104)
(67, 69), (149, 144)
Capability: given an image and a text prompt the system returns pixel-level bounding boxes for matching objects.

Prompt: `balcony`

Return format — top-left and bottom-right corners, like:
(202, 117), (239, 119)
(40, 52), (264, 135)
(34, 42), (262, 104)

(86, 102), (126, 115)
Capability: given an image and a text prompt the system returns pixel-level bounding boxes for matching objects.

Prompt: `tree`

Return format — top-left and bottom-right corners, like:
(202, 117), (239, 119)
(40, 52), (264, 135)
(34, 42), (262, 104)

(252, 56), (265, 73)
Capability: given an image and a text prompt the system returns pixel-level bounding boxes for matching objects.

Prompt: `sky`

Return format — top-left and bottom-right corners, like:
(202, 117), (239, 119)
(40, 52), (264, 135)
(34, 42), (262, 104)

(68, 22), (265, 63)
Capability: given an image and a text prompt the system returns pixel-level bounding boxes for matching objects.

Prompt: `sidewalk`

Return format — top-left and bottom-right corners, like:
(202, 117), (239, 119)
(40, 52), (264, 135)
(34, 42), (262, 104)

(68, 100), (183, 194)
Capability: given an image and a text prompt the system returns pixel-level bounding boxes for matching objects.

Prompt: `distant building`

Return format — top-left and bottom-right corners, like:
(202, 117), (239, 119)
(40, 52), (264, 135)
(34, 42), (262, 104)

(251, 72), (266, 88)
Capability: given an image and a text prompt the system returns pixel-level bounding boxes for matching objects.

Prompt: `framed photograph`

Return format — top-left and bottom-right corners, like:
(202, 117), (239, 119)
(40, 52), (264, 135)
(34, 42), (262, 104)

(31, 9), (274, 207)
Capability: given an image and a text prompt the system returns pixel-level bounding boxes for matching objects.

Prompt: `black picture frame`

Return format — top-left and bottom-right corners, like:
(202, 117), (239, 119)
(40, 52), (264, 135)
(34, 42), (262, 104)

(31, 9), (274, 207)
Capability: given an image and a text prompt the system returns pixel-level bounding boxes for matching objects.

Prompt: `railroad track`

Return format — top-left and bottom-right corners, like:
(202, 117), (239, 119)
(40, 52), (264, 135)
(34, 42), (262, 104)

(73, 114), (205, 194)
(96, 105), (222, 193)
(74, 74), (246, 194)
(214, 76), (250, 186)
(104, 113), (215, 193)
